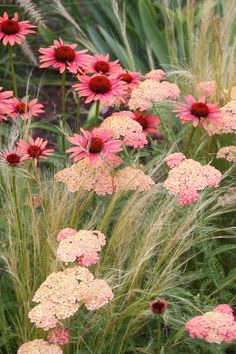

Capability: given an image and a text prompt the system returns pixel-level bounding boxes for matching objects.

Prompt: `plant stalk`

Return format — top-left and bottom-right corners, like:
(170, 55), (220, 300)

(95, 100), (100, 126)
(11, 167), (21, 235)
(9, 46), (18, 96)
(61, 71), (66, 151)
(157, 315), (161, 354)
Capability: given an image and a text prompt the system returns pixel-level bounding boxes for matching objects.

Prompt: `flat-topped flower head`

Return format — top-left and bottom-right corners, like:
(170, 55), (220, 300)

(132, 111), (160, 133)
(73, 74), (127, 105)
(0, 12), (36, 46)
(39, 37), (90, 74)
(85, 53), (122, 75)
(174, 95), (221, 129)
(17, 137), (54, 163)
(196, 80), (216, 97)
(118, 71), (141, 90)
(145, 69), (166, 81)
(186, 305), (236, 343)
(66, 128), (123, 164)
(217, 146), (236, 162)
(17, 339), (63, 354)
(9, 98), (44, 120)
(165, 152), (186, 168)
(0, 148), (28, 166)
(206, 100), (236, 136)
(48, 327), (70, 346)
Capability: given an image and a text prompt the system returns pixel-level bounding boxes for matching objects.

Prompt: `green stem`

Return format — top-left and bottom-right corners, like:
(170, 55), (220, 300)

(76, 95), (80, 132)
(9, 46), (18, 96)
(157, 316), (161, 354)
(186, 126), (197, 153)
(11, 168), (21, 235)
(95, 100), (100, 126)
(61, 71), (66, 151)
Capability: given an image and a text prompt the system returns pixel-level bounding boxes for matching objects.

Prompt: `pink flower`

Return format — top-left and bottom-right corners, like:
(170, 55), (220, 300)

(0, 86), (13, 121)
(145, 69), (166, 81)
(84, 53), (122, 75)
(118, 71), (141, 90)
(73, 73), (127, 105)
(150, 299), (169, 314)
(206, 100), (236, 136)
(48, 327), (70, 346)
(186, 307), (236, 343)
(56, 228), (77, 241)
(217, 146), (236, 162)
(8, 98), (44, 120)
(17, 137), (54, 163)
(39, 37), (90, 74)
(132, 111), (160, 133)
(0, 148), (28, 166)
(213, 304), (234, 316)
(196, 80), (216, 97)
(165, 152), (186, 168)
(174, 95), (221, 129)
(66, 128), (123, 164)
(0, 12), (36, 46)
(78, 279), (114, 310)
(17, 339), (63, 354)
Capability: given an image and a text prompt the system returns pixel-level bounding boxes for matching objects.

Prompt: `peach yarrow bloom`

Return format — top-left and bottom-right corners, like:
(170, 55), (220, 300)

(0, 12), (36, 46)
(17, 339), (62, 354)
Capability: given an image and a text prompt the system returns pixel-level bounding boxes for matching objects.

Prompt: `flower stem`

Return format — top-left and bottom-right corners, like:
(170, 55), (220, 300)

(76, 95), (80, 132)
(61, 71), (66, 151)
(11, 167), (21, 235)
(95, 100), (100, 126)
(157, 315), (161, 354)
(9, 46), (18, 96)
(186, 126), (197, 153)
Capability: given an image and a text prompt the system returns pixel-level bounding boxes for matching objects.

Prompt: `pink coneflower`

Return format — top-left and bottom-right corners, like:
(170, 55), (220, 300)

(66, 128), (123, 164)
(0, 86), (13, 121)
(0, 12), (36, 46)
(0, 86), (13, 102)
(8, 98), (44, 120)
(17, 137), (54, 163)
(73, 74), (127, 105)
(118, 71), (141, 90)
(39, 37), (90, 74)
(0, 148), (28, 166)
(132, 111), (160, 133)
(174, 95), (221, 129)
(84, 53), (122, 75)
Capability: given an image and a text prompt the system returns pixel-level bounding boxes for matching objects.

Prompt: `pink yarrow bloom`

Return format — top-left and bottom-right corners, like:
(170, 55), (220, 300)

(48, 327), (70, 346)
(39, 37), (90, 74)
(145, 69), (166, 81)
(73, 73), (127, 105)
(0, 12), (36, 46)
(8, 98), (44, 120)
(165, 152), (186, 168)
(66, 128), (123, 164)
(132, 111), (160, 133)
(17, 137), (54, 163)
(84, 53), (123, 75)
(0, 148), (28, 166)
(174, 95), (221, 129)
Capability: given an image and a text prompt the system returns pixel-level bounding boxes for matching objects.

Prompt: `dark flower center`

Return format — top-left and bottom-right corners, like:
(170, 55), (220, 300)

(150, 300), (168, 314)
(6, 153), (20, 165)
(94, 61), (110, 74)
(1, 19), (19, 34)
(16, 102), (27, 114)
(120, 73), (133, 84)
(191, 102), (209, 118)
(134, 112), (149, 129)
(55, 45), (75, 63)
(88, 76), (111, 94)
(88, 137), (104, 153)
(28, 145), (42, 158)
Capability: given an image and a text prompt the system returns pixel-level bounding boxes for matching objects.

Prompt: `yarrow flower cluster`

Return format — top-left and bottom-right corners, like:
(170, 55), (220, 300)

(218, 187), (236, 206)
(164, 152), (186, 168)
(100, 111), (148, 148)
(196, 80), (216, 97)
(47, 327), (70, 346)
(28, 265), (113, 330)
(55, 158), (155, 195)
(56, 229), (106, 266)
(164, 156), (222, 205)
(145, 69), (166, 81)
(206, 100), (236, 135)
(128, 79), (180, 111)
(185, 304), (236, 343)
(217, 146), (236, 162)
(17, 339), (63, 354)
